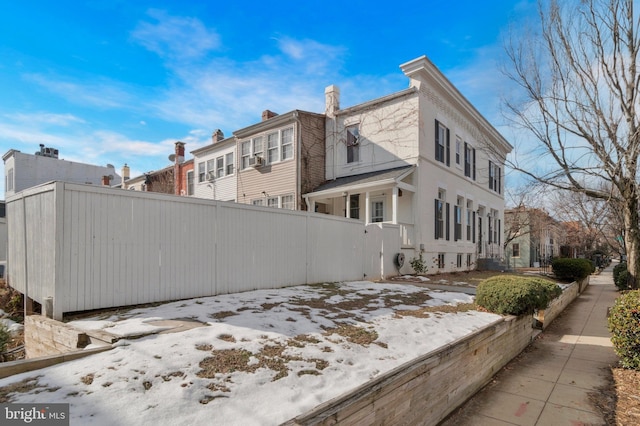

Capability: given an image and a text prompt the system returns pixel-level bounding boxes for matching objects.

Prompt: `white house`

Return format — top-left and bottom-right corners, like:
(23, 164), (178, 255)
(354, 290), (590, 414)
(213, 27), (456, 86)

(305, 56), (513, 274)
(190, 130), (237, 201)
(3, 144), (121, 198)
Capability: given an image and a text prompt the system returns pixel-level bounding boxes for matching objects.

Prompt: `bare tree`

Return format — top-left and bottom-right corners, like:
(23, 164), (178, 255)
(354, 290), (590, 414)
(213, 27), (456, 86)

(549, 189), (610, 256)
(503, 0), (640, 288)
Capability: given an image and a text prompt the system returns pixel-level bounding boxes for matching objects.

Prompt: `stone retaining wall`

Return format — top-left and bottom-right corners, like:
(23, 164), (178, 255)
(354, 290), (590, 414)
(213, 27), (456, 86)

(284, 315), (536, 426)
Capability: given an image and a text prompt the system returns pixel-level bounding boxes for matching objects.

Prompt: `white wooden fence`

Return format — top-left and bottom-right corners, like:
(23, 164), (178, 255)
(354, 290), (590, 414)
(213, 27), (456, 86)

(7, 182), (401, 320)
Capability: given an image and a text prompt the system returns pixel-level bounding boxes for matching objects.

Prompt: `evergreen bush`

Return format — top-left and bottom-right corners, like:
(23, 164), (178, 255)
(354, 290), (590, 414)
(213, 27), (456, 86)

(608, 290), (640, 369)
(476, 275), (562, 316)
(613, 262), (629, 290)
(551, 258), (594, 282)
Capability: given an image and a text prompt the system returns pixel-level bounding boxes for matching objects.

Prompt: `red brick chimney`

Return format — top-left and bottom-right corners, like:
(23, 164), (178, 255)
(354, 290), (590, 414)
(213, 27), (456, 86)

(101, 176), (110, 186)
(174, 142), (185, 195)
(262, 110), (278, 121)
(212, 129), (224, 143)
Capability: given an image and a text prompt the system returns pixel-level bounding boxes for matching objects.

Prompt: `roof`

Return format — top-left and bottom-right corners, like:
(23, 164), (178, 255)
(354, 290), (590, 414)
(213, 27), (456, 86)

(310, 165), (414, 194)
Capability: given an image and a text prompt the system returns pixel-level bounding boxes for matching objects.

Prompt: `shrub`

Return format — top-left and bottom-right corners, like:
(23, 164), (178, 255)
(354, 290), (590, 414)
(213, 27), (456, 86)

(0, 323), (9, 356)
(614, 262), (629, 290)
(476, 275), (562, 316)
(608, 290), (640, 369)
(409, 253), (427, 274)
(551, 258), (594, 282)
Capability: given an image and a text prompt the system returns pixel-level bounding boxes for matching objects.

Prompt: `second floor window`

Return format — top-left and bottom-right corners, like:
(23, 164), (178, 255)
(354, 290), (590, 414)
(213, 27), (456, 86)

(464, 143), (476, 179)
(186, 171), (194, 195)
(198, 162), (206, 183)
(225, 152), (234, 175)
(347, 125), (360, 163)
(216, 157), (224, 178)
(489, 161), (501, 193)
(267, 132), (279, 164)
(513, 243), (520, 257)
(282, 128), (293, 160)
(435, 120), (450, 165)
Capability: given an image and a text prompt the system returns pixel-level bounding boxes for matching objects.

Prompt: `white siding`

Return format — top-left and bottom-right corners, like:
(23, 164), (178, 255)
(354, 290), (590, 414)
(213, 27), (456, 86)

(7, 183), (398, 319)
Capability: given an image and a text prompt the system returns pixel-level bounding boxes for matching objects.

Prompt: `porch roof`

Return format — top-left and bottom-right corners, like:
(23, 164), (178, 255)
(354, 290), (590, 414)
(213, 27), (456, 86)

(307, 165), (415, 198)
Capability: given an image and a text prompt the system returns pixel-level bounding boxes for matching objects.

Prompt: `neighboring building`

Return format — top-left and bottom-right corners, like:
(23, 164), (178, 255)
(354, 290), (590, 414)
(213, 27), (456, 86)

(191, 130), (237, 201)
(504, 207), (564, 268)
(305, 56), (512, 273)
(3, 144), (121, 197)
(0, 201), (6, 278)
(122, 142), (194, 196)
(235, 109), (325, 210)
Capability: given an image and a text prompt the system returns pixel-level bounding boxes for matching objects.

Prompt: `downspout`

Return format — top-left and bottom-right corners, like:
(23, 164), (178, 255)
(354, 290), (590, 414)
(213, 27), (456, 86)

(295, 111), (302, 209)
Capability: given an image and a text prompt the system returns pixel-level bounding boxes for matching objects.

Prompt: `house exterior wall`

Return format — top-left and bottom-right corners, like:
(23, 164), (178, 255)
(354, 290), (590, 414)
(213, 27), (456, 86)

(320, 57), (511, 273)
(192, 139), (237, 201)
(3, 150), (121, 197)
(236, 111), (325, 210)
(326, 91), (419, 181)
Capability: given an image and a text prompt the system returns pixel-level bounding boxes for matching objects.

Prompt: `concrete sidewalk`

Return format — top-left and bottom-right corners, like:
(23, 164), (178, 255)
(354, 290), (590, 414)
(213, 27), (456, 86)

(441, 266), (620, 426)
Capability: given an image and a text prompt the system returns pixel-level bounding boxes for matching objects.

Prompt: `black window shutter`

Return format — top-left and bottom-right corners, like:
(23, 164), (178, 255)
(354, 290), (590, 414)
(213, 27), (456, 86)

(446, 128), (450, 166)
(446, 202), (450, 241)
(498, 219), (501, 245)
(498, 167), (502, 194)
(434, 199), (439, 239)
(472, 211), (476, 243)
(472, 148), (476, 180)
(434, 120), (440, 160)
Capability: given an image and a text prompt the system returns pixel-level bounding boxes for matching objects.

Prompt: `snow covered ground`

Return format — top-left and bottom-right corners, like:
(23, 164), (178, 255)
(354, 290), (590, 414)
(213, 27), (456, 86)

(0, 281), (501, 425)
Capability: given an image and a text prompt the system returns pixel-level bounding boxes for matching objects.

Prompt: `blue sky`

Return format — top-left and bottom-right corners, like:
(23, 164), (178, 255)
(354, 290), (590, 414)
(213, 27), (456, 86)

(0, 1), (535, 194)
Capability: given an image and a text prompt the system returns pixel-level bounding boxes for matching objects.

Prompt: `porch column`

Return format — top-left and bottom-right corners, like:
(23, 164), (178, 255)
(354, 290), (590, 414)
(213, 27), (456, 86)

(392, 187), (398, 224)
(365, 191), (371, 224)
(345, 193), (350, 218)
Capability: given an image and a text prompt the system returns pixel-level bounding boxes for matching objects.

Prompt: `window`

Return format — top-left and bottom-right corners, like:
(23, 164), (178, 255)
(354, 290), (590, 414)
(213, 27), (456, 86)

(225, 152), (234, 175)
(513, 243), (520, 257)
(241, 141), (251, 170)
(464, 143), (476, 179)
(455, 137), (461, 165)
(252, 199), (264, 206)
(281, 194), (294, 210)
(349, 194), (360, 219)
(435, 197), (444, 239)
(454, 198), (463, 241)
(281, 128), (293, 160)
(216, 157), (224, 178)
(347, 125), (360, 163)
(186, 171), (194, 195)
(198, 162), (206, 183)
(457, 254), (463, 268)
(253, 137), (264, 159)
(435, 120), (450, 165)
(207, 159), (216, 178)
(267, 132), (279, 164)
(267, 197), (279, 208)
(466, 201), (473, 241)
(371, 200), (384, 223)
(438, 253), (445, 269)
(466, 253), (472, 267)
(489, 161), (501, 193)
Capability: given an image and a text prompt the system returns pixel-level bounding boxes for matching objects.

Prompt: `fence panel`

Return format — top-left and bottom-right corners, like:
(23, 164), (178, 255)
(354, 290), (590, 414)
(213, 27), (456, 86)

(7, 182), (398, 319)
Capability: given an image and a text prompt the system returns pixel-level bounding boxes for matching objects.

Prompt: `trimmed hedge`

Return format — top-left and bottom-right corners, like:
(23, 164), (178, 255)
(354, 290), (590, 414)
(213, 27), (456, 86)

(608, 290), (640, 369)
(551, 258), (594, 282)
(614, 262), (629, 290)
(476, 275), (562, 316)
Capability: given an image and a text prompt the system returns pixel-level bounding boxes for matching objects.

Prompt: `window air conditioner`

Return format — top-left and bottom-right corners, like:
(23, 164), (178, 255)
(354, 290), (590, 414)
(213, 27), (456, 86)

(249, 156), (264, 168)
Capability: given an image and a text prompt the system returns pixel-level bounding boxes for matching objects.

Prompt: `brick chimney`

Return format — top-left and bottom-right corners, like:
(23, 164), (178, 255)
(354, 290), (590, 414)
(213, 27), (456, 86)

(101, 176), (110, 186)
(212, 129), (225, 143)
(262, 110), (278, 121)
(325, 85), (340, 117)
(174, 141), (185, 162)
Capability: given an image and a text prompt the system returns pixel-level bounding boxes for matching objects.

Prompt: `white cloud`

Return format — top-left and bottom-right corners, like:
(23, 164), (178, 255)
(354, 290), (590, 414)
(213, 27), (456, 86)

(24, 73), (135, 109)
(131, 9), (221, 60)
(4, 112), (85, 127)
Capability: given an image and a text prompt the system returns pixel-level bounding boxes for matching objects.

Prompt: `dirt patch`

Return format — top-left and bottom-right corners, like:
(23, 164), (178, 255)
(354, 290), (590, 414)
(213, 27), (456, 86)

(591, 367), (640, 426)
